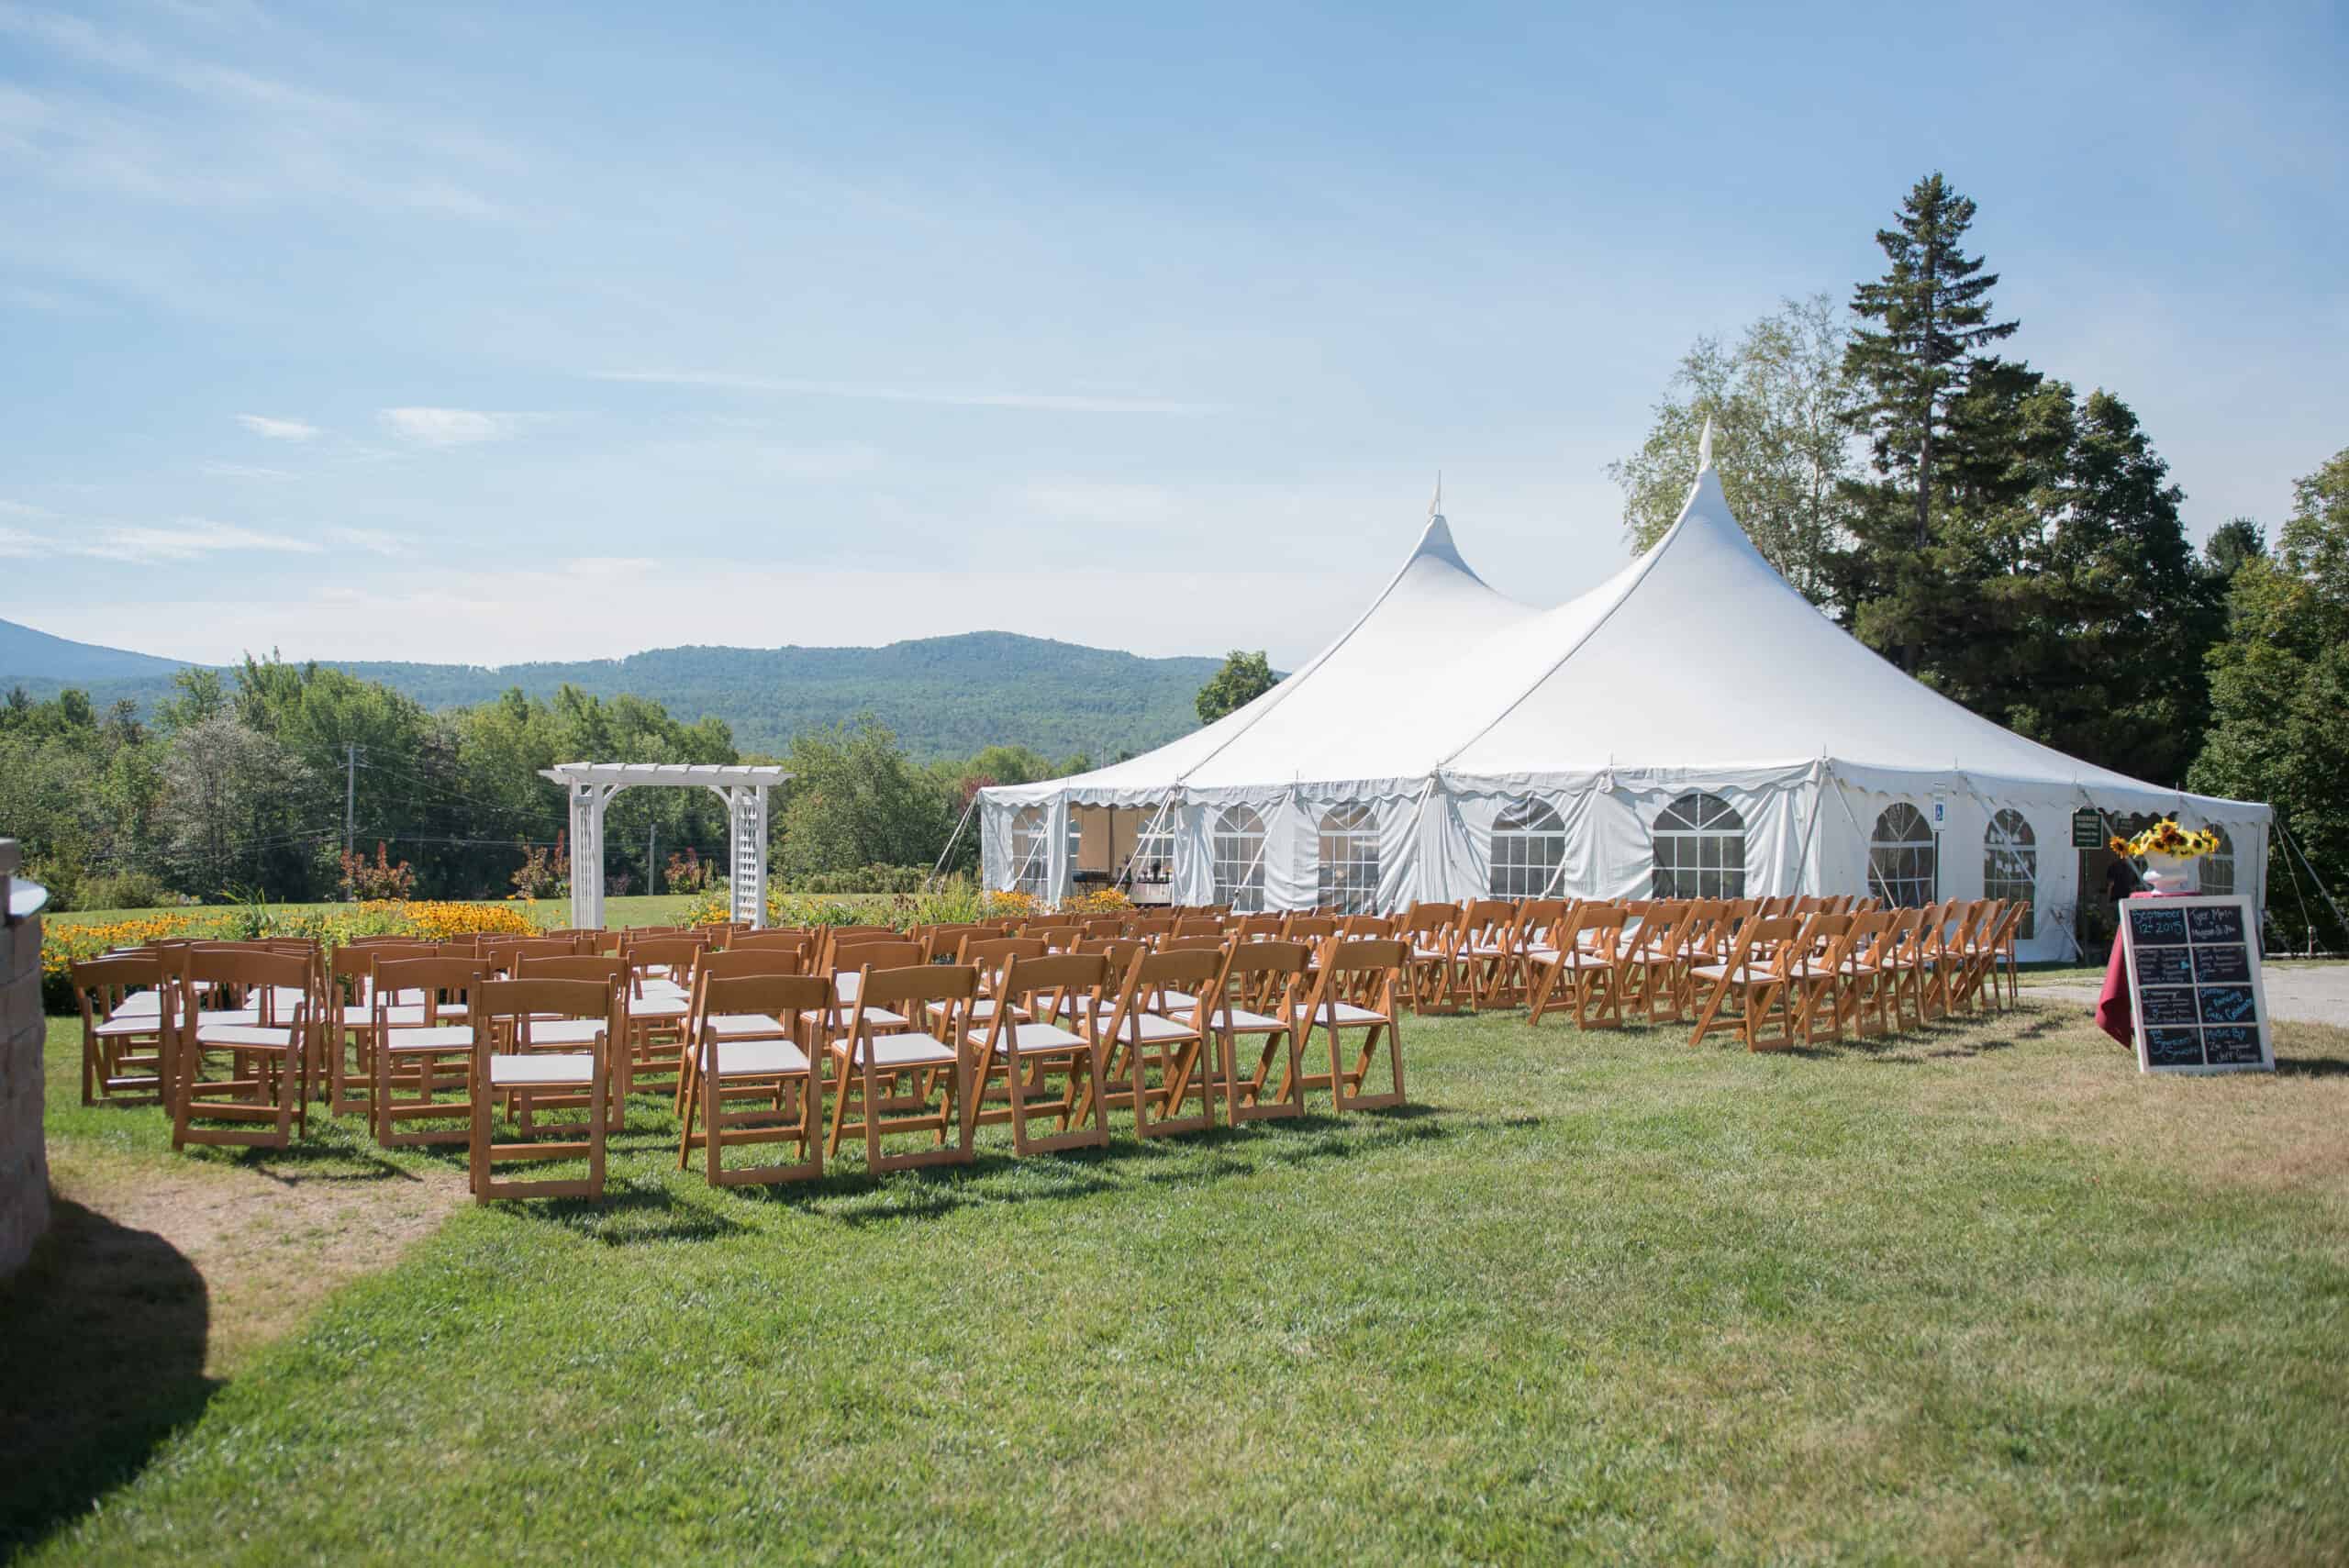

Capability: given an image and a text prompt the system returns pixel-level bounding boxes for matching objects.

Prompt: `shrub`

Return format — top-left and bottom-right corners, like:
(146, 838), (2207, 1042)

(510, 833), (569, 900)
(71, 868), (178, 913)
(783, 863), (930, 895)
(337, 842), (418, 902)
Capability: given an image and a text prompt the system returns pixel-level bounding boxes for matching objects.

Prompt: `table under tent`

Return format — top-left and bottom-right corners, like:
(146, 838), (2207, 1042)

(976, 456), (2268, 962)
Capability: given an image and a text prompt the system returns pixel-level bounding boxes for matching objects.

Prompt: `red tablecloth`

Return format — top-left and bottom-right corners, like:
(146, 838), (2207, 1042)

(2095, 890), (2191, 1047)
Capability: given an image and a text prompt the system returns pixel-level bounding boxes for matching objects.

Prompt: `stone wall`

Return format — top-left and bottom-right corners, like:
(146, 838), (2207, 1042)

(0, 840), (50, 1279)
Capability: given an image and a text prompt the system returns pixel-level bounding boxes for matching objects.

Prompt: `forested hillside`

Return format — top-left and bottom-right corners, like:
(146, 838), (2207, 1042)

(0, 628), (1219, 762)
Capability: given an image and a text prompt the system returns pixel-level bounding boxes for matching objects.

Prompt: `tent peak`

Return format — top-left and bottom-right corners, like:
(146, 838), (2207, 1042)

(1412, 508), (1474, 576)
(1697, 414), (1715, 473)
(1429, 470), (1442, 518)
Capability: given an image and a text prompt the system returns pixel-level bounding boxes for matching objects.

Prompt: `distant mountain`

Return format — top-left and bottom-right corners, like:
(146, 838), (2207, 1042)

(0, 619), (1220, 762)
(0, 617), (188, 684)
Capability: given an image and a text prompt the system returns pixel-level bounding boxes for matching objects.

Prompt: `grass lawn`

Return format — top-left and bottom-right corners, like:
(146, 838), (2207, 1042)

(6, 997), (2347, 1564)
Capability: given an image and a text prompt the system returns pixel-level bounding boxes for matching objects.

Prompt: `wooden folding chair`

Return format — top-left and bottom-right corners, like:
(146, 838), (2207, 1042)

(326, 941), (429, 1118)
(1786, 913), (1857, 1045)
(827, 963), (978, 1173)
(470, 979), (616, 1201)
(679, 973), (828, 1186)
(1084, 946), (1227, 1139)
(966, 953), (1114, 1153)
(1687, 916), (1802, 1051)
(1528, 903), (1628, 1027)
(170, 947), (312, 1151)
(370, 955), (485, 1148)
(1486, 898), (1568, 1008)
(1446, 900), (1516, 1009)
(1396, 903), (1461, 1014)
(1618, 902), (1696, 1025)
(72, 954), (167, 1106)
(1214, 941), (1310, 1121)
(1295, 939), (1408, 1112)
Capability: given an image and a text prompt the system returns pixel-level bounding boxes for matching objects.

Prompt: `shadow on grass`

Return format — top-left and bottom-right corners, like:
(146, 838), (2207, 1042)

(2274, 1055), (2349, 1078)
(0, 1198), (215, 1557)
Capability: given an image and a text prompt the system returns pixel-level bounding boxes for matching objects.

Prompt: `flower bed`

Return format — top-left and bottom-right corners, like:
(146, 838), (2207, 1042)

(40, 899), (549, 1012)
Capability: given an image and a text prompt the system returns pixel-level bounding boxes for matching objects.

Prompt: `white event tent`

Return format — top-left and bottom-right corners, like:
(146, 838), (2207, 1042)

(977, 456), (2267, 960)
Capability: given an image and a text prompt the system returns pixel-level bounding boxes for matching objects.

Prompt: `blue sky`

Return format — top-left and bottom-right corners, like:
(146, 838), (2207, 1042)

(2, 0), (2343, 668)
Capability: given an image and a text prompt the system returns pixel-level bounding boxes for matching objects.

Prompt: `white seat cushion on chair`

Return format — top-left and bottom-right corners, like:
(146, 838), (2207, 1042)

(109, 991), (162, 1018)
(702, 1038), (810, 1075)
(1304, 1001), (1389, 1027)
(843, 1032), (954, 1069)
(1113, 1012), (1196, 1044)
(1222, 1006), (1293, 1034)
(629, 995), (688, 1019)
(195, 1024), (297, 1050)
(706, 1012), (791, 1038)
(974, 1021), (1089, 1056)
(488, 1052), (597, 1087)
(382, 1024), (474, 1052)
(518, 1018), (607, 1047)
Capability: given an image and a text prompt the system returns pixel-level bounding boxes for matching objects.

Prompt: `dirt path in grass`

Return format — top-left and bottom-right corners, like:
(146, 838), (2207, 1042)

(3, 1143), (469, 1551)
(42, 1146), (469, 1374)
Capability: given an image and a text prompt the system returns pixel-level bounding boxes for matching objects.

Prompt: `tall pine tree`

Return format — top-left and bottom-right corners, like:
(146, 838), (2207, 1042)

(1842, 173), (2019, 670)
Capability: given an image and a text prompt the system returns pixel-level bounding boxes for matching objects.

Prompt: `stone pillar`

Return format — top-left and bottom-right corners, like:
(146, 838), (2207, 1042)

(0, 840), (50, 1279)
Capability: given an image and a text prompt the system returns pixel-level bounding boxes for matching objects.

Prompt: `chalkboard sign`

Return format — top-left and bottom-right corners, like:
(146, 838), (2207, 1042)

(2119, 895), (2274, 1074)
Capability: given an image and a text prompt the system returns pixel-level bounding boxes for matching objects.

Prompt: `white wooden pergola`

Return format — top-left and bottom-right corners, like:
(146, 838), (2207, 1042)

(538, 762), (791, 929)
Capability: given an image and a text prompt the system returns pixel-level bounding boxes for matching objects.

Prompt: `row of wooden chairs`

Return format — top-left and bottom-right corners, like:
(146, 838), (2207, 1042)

(67, 920), (1419, 1202)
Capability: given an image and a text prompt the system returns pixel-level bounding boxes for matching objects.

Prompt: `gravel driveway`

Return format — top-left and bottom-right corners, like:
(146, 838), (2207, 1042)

(2026, 962), (2349, 1029)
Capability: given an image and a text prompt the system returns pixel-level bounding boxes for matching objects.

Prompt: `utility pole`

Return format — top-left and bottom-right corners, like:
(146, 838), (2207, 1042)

(343, 742), (360, 898)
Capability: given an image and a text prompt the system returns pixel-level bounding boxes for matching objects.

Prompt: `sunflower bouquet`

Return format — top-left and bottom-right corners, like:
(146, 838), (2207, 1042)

(2107, 819), (2222, 861)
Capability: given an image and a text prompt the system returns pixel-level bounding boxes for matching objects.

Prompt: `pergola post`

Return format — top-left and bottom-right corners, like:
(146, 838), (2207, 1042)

(566, 782), (615, 929)
(730, 784), (769, 928)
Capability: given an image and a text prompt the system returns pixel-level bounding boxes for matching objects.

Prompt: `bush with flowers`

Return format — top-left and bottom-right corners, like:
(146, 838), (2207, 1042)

(2108, 819), (2223, 861)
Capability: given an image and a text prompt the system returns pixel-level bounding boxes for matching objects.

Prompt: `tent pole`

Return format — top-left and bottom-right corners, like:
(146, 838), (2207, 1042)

(2277, 817), (2348, 951)
(927, 790), (984, 892)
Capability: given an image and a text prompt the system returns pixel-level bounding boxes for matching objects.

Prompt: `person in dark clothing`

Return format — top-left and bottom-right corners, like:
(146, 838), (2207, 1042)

(2104, 855), (2143, 908)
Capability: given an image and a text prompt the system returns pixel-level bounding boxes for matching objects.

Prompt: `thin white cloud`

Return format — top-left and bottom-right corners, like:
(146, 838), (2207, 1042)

(326, 526), (406, 556)
(563, 556), (658, 579)
(1023, 480), (1184, 527)
(597, 370), (1227, 416)
(379, 406), (533, 447)
(199, 460), (291, 479)
(237, 413), (317, 440)
(0, 498), (54, 518)
(0, 526), (50, 556)
(74, 518), (323, 563)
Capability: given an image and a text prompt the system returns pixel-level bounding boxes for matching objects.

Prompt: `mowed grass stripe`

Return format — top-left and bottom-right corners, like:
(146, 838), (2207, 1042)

(12, 1004), (2349, 1564)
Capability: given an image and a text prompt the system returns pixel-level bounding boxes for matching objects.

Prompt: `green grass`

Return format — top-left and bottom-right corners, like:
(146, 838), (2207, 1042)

(8, 1001), (2349, 1564)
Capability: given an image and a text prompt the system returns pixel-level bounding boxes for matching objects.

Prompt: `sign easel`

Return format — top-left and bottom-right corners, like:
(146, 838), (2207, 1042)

(2117, 895), (2274, 1074)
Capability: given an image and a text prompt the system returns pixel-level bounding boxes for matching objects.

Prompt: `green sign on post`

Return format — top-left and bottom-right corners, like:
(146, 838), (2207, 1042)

(2072, 808), (2106, 849)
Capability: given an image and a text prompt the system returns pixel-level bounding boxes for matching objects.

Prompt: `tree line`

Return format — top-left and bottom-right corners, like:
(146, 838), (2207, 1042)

(1612, 172), (2346, 945)
(0, 654), (1093, 910)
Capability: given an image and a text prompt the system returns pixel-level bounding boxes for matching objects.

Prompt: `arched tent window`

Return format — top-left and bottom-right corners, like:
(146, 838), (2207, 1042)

(1983, 808), (2037, 938)
(1489, 798), (1566, 897)
(1317, 804), (1380, 915)
(1128, 804), (1177, 893)
(2201, 825), (2235, 895)
(1009, 805), (1076, 900)
(1870, 803), (1937, 908)
(1211, 806), (1267, 912)
(1653, 792), (1745, 899)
